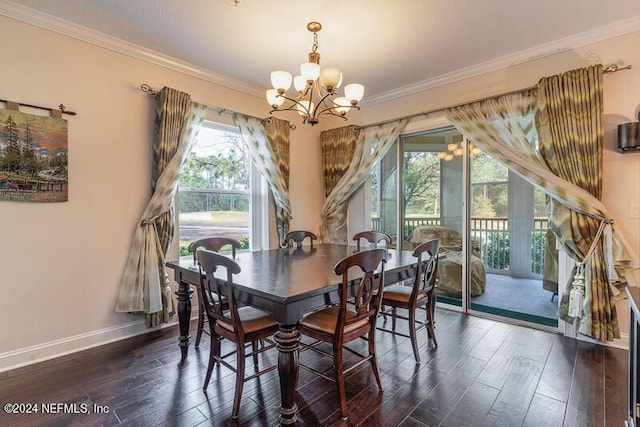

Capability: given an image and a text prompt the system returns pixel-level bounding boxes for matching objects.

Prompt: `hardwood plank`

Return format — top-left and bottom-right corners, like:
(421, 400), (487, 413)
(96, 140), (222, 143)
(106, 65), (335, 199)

(481, 356), (545, 426)
(536, 334), (578, 403)
(603, 346), (628, 426)
(359, 367), (446, 426)
(409, 355), (487, 425)
(475, 338), (526, 390)
(440, 381), (500, 426)
(561, 341), (605, 427)
(521, 329), (556, 363)
(522, 393), (566, 427)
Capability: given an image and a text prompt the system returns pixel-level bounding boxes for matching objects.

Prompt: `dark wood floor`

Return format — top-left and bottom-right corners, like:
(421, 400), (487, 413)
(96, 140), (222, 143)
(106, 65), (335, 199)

(0, 307), (628, 426)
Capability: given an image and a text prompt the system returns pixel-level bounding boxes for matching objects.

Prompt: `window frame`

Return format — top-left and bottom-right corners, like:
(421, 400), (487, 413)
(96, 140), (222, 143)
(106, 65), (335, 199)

(175, 120), (268, 253)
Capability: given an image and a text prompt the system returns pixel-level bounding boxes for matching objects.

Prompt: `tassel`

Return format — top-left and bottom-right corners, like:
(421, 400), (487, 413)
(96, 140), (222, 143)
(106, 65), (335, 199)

(567, 265), (585, 318)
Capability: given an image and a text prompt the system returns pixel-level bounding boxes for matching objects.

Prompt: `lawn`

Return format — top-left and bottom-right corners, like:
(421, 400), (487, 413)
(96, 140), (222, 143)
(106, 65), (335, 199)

(179, 210), (249, 226)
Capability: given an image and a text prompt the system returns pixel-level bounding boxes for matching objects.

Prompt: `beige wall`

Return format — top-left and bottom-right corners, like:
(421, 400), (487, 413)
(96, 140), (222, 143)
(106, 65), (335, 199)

(0, 14), (637, 369)
(0, 15), (325, 366)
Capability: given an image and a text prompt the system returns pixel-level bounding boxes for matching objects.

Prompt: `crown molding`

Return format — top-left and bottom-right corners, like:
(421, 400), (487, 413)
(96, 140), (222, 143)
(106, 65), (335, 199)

(1, 1), (638, 105)
(0, 0), (265, 98)
(364, 16), (640, 106)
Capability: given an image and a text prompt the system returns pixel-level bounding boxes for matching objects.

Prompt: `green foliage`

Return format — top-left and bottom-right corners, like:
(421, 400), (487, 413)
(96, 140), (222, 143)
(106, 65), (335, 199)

(179, 192), (249, 214)
(403, 151), (440, 215)
(478, 231), (510, 270)
(476, 229), (548, 274)
(530, 230), (547, 274)
(471, 193), (495, 217)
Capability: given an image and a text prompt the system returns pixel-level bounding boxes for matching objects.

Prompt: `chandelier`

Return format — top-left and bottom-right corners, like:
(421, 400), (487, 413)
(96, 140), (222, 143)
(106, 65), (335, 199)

(437, 142), (481, 161)
(266, 22), (364, 126)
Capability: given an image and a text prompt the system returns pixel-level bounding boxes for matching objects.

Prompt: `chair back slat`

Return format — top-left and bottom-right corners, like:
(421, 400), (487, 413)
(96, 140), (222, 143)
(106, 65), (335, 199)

(188, 237), (242, 263)
(353, 231), (391, 251)
(285, 230), (317, 249)
(412, 239), (440, 299)
(197, 249), (245, 336)
(334, 248), (387, 329)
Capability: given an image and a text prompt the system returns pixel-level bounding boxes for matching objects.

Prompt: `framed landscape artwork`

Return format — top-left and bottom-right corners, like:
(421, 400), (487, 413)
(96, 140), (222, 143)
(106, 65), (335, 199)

(0, 109), (68, 202)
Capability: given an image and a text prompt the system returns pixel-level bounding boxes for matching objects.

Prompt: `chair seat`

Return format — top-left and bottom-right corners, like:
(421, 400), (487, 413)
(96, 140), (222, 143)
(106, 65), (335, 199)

(382, 284), (428, 304)
(217, 306), (278, 334)
(300, 306), (369, 335)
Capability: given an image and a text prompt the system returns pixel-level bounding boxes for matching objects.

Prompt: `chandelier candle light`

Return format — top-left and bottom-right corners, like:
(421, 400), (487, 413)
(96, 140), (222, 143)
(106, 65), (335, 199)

(266, 22), (364, 125)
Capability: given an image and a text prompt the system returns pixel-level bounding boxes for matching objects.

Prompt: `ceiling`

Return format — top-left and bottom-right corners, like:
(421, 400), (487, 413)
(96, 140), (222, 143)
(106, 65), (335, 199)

(3, 0), (640, 103)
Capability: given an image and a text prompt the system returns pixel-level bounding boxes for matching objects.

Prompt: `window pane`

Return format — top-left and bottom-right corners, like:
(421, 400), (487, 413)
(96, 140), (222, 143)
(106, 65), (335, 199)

(178, 125), (250, 255)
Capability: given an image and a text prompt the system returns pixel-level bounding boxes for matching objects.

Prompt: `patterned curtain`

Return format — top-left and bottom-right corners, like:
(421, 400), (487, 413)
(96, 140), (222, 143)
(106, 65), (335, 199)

(446, 72), (635, 341)
(321, 125), (358, 197)
(320, 125), (358, 243)
(116, 87), (206, 328)
(320, 120), (408, 243)
(535, 65), (625, 340)
(233, 114), (291, 247)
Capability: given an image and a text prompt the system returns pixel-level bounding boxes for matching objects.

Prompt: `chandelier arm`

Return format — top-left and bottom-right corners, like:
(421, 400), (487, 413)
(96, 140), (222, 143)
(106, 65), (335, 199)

(315, 102), (361, 118)
(271, 94), (310, 112)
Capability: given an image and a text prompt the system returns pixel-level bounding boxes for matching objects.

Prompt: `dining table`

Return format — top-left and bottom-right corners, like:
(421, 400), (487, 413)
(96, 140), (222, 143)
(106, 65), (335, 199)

(166, 243), (425, 425)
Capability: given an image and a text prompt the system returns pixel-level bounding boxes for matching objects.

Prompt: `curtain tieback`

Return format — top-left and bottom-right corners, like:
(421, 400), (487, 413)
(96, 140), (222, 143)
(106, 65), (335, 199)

(568, 218), (614, 320)
(141, 218), (156, 226)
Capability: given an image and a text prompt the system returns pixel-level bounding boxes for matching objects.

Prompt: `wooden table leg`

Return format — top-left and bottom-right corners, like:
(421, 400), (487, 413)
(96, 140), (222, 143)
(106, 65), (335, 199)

(274, 323), (300, 425)
(175, 279), (193, 359)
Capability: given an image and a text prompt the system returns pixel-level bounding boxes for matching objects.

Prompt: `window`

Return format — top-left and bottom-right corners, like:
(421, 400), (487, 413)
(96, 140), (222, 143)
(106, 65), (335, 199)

(177, 121), (267, 255)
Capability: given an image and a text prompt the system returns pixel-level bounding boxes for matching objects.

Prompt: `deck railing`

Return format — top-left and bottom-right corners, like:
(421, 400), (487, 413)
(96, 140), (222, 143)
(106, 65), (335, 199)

(372, 216), (549, 275)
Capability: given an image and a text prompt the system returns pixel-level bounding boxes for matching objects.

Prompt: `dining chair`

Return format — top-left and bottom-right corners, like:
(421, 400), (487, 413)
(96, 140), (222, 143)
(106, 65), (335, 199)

(298, 248), (387, 420)
(188, 237), (242, 348)
(352, 230), (391, 251)
(285, 230), (318, 249)
(377, 239), (440, 362)
(197, 249), (278, 419)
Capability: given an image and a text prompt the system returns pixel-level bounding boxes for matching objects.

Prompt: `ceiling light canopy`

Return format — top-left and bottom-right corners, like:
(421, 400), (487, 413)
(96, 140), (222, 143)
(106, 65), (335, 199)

(266, 22), (364, 126)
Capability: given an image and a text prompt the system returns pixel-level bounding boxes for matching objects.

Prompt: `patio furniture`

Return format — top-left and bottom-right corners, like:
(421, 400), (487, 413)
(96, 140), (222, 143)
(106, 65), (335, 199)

(404, 225), (486, 297)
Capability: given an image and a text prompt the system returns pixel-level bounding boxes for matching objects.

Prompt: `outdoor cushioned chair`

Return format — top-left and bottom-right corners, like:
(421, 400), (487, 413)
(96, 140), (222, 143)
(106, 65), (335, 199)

(403, 225), (486, 297)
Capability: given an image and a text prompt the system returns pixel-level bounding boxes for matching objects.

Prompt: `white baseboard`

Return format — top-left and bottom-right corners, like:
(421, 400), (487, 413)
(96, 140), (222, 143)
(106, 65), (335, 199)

(0, 307), (200, 373)
(578, 331), (629, 350)
(560, 318), (629, 350)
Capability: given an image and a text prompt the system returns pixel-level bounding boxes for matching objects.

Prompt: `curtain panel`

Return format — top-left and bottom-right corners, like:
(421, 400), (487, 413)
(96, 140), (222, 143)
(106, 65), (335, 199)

(319, 120), (408, 244)
(116, 87), (206, 328)
(319, 125), (358, 243)
(535, 64), (631, 340)
(233, 114), (291, 247)
(445, 68), (636, 341)
(321, 125), (358, 197)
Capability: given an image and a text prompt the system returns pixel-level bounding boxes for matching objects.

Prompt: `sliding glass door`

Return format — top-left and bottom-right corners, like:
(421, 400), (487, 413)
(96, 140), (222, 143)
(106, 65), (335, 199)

(469, 150), (558, 326)
(371, 126), (558, 327)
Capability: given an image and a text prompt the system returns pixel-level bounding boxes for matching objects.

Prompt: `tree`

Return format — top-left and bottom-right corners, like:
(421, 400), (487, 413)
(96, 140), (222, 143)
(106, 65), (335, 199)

(403, 152), (440, 215)
(21, 124), (39, 176)
(179, 132), (249, 213)
(470, 152), (508, 217)
(2, 115), (20, 172)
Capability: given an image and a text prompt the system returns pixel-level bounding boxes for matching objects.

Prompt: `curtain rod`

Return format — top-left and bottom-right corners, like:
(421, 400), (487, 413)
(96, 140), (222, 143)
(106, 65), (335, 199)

(140, 84), (296, 130)
(357, 63), (632, 130)
(0, 98), (76, 116)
